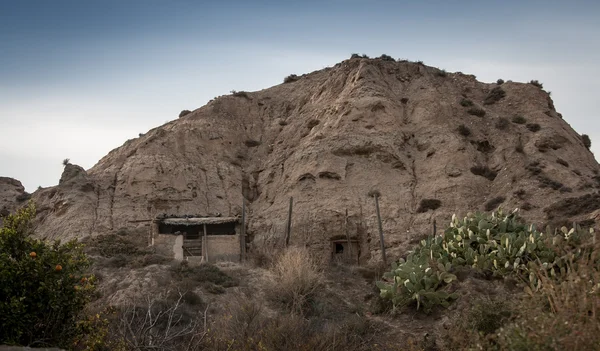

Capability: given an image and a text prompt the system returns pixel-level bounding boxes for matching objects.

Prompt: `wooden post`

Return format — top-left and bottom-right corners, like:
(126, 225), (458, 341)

(345, 208), (353, 263)
(285, 197), (293, 247)
(374, 194), (387, 266)
(241, 200), (246, 262)
(433, 219), (437, 236)
(203, 223), (208, 263)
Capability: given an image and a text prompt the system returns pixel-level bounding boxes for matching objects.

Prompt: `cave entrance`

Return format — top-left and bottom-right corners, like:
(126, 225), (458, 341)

(330, 239), (359, 264)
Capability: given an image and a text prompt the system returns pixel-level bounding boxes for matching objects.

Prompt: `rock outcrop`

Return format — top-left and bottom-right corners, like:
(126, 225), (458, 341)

(0, 177), (29, 218)
(13, 57), (600, 263)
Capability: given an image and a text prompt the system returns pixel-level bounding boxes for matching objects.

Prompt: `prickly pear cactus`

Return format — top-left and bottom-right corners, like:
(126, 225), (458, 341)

(377, 208), (596, 312)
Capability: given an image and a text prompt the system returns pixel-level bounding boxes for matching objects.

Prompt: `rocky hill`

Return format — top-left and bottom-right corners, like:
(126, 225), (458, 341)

(6, 56), (600, 263)
(0, 177), (29, 219)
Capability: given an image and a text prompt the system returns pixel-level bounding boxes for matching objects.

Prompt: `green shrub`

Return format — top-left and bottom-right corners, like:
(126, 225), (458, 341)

(0, 204), (96, 348)
(483, 87), (506, 105)
(178, 110), (191, 118)
(529, 80), (543, 89)
(231, 90), (250, 99)
(582, 134), (592, 150)
(378, 54), (395, 61)
(284, 74), (299, 83)
(460, 98), (474, 107)
(457, 124), (471, 137)
(512, 115), (527, 124)
(496, 79), (504, 85)
(435, 69), (447, 77)
(467, 107), (486, 117)
(171, 262), (238, 288)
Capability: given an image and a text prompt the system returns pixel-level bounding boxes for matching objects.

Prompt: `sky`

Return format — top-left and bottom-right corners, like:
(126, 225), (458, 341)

(1, 0), (599, 192)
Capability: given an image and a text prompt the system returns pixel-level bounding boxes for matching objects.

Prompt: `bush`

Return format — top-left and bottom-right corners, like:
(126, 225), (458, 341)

(512, 115), (527, 124)
(470, 165), (497, 181)
(417, 199), (442, 213)
(267, 247), (323, 315)
(435, 69), (447, 77)
(0, 204), (96, 348)
(582, 134), (592, 150)
(467, 107), (486, 117)
(86, 233), (141, 257)
(457, 124), (471, 137)
(529, 80), (544, 89)
(15, 192), (31, 202)
(377, 209), (596, 314)
(179, 110), (191, 118)
(231, 90), (250, 99)
(443, 297), (514, 349)
(495, 117), (510, 130)
(284, 74), (299, 83)
(496, 79), (504, 85)
(171, 262), (238, 288)
(378, 54), (395, 61)
(526, 123), (541, 132)
(460, 98), (474, 107)
(483, 87), (506, 105)
(107, 290), (205, 350)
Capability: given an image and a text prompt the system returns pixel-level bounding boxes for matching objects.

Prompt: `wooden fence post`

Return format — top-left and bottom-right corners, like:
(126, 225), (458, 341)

(203, 223), (208, 263)
(374, 194), (387, 266)
(240, 200), (246, 262)
(285, 197), (293, 247)
(344, 208), (354, 263)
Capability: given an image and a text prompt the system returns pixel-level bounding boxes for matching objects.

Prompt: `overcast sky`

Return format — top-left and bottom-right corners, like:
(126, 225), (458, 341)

(1, 0), (599, 192)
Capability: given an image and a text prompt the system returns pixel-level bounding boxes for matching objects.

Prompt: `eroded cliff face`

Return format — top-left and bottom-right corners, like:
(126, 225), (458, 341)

(0, 177), (28, 218)
(23, 58), (600, 263)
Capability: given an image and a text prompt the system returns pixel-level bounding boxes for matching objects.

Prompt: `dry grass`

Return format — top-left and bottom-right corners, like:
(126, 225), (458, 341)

(443, 235), (600, 351)
(267, 246), (323, 315)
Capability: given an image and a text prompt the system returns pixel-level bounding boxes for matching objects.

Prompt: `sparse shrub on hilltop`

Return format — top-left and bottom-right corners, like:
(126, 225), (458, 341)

(496, 79), (504, 85)
(284, 74), (299, 83)
(179, 110), (191, 118)
(529, 80), (544, 89)
(378, 54), (395, 62)
(582, 134), (592, 150)
(435, 69), (447, 77)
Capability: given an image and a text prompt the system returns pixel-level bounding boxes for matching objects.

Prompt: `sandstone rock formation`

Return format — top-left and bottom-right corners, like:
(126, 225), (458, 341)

(0, 177), (29, 219)
(9, 57), (600, 263)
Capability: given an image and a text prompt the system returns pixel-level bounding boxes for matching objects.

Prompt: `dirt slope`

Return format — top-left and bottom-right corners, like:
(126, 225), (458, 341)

(18, 57), (600, 263)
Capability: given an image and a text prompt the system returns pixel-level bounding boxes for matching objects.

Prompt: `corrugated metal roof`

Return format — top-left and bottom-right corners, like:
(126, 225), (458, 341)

(160, 217), (239, 225)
